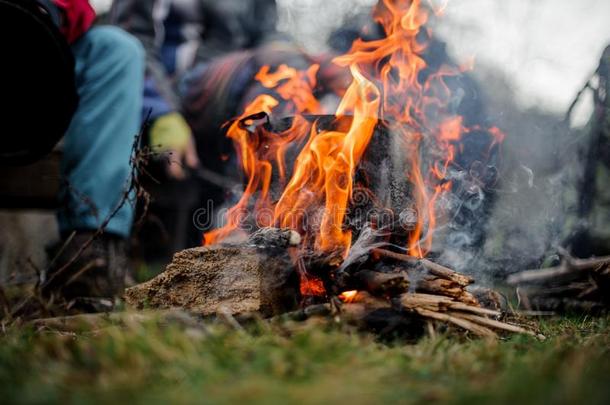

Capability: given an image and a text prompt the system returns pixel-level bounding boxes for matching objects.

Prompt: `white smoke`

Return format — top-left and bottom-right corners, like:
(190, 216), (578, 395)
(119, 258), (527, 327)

(276, 0), (376, 52)
(433, 0), (610, 128)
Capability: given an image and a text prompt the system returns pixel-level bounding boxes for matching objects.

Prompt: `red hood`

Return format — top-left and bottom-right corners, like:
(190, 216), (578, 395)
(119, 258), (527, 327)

(52, 0), (96, 43)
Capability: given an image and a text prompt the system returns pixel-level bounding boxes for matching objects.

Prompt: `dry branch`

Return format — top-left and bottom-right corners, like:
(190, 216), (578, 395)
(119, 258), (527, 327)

(372, 248), (473, 286)
(447, 302), (501, 317)
(507, 255), (610, 285)
(507, 250), (610, 313)
(396, 293), (455, 312)
(394, 293), (535, 338)
(449, 312), (538, 337)
(414, 308), (497, 338)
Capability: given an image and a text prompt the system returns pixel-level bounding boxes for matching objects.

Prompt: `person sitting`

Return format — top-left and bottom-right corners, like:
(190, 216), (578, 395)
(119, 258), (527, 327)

(17, 0), (147, 306)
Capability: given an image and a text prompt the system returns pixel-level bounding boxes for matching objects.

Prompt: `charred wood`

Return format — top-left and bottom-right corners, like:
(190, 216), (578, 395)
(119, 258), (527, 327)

(354, 269), (410, 296)
(247, 227), (301, 248)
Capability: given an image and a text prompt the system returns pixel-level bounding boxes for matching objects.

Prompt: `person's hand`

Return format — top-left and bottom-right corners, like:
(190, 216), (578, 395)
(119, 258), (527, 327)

(149, 112), (199, 179)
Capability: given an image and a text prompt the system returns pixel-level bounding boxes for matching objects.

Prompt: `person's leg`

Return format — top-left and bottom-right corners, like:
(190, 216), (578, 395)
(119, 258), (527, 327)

(58, 26), (144, 239)
(46, 27), (144, 304)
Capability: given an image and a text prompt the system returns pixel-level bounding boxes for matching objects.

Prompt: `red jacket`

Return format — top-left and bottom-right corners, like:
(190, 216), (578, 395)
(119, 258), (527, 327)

(52, 0), (96, 43)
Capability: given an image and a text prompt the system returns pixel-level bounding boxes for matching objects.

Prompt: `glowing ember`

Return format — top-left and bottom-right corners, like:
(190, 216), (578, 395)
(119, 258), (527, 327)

(300, 276), (327, 297)
(339, 290), (359, 303)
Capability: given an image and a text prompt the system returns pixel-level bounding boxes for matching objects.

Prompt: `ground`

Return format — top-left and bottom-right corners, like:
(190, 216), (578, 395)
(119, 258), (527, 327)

(0, 314), (608, 404)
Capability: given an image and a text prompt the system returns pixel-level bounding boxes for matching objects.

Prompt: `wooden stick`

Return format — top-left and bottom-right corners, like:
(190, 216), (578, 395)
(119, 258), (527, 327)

(448, 302), (502, 317)
(397, 293), (499, 316)
(449, 312), (539, 338)
(415, 308), (497, 338)
(349, 291), (392, 309)
(507, 255), (610, 285)
(372, 248), (473, 286)
(396, 293), (455, 312)
(509, 310), (555, 317)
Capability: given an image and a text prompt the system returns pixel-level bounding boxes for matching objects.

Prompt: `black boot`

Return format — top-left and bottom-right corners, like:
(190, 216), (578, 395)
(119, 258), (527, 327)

(43, 231), (129, 311)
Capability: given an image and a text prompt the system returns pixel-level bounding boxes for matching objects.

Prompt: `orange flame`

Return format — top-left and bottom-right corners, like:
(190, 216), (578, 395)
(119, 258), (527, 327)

(301, 276), (327, 297)
(273, 65), (380, 255)
(204, 0), (504, 270)
(256, 64), (322, 114)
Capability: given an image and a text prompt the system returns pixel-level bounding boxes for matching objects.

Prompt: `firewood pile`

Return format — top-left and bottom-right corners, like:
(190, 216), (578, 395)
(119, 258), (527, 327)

(507, 249), (610, 314)
(126, 227), (538, 339)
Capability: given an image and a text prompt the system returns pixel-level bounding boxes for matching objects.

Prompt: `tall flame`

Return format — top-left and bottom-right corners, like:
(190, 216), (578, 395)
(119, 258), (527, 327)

(205, 0), (503, 270)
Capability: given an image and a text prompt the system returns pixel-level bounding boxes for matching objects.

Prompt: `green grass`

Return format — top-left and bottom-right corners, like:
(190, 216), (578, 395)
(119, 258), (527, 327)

(0, 315), (608, 405)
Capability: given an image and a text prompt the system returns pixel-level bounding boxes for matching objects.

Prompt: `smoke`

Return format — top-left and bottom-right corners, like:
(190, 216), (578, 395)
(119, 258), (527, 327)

(259, 1), (605, 283)
(433, 0), (610, 127)
(338, 225), (389, 273)
(276, 0), (376, 52)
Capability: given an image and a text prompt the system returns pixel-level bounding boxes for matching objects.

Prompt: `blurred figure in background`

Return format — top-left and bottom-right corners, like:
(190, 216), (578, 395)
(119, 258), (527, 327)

(110, 0), (280, 180)
(110, 0), (305, 261)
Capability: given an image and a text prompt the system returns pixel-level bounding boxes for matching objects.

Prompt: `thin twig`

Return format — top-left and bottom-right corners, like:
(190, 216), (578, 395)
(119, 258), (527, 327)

(415, 307), (497, 338)
(449, 311), (540, 338)
(41, 126), (147, 290)
(507, 255), (610, 285)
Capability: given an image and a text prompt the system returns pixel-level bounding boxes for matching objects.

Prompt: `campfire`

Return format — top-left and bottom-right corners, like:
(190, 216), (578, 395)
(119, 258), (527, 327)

(127, 0), (534, 338)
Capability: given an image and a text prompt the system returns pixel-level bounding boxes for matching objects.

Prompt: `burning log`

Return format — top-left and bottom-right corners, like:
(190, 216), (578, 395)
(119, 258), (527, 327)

(248, 227), (301, 248)
(333, 290), (536, 339)
(366, 248), (478, 306)
(170, 0), (515, 341)
(125, 229), (301, 317)
(333, 292), (425, 339)
(120, 234), (534, 339)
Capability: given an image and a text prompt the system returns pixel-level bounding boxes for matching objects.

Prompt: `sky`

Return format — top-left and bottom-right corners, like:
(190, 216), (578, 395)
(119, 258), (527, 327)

(277, 0), (610, 126)
(434, 0), (610, 126)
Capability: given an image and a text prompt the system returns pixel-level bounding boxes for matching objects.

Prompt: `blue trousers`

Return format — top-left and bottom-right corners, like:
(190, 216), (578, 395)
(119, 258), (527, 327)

(58, 26), (144, 239)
